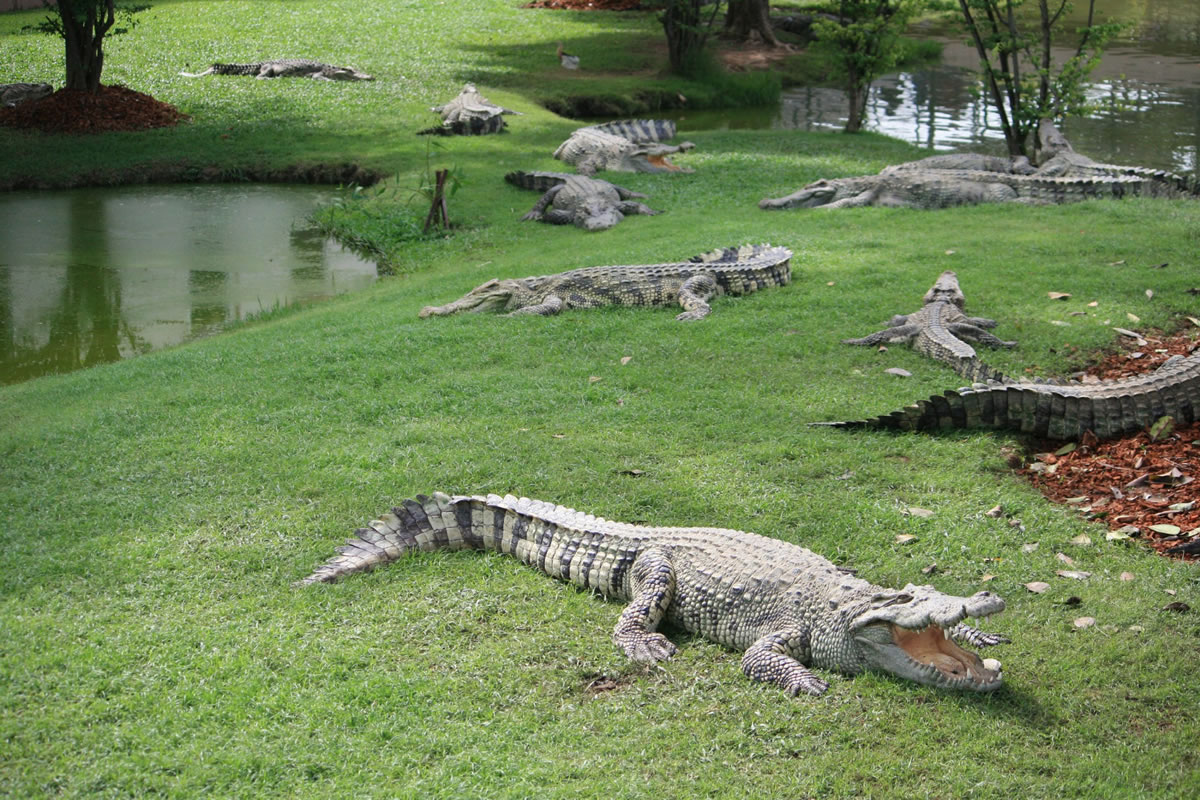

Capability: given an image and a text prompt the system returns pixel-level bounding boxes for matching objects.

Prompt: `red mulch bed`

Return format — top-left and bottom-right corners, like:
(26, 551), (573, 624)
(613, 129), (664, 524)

(524, 0), (644, 9)
(1019, 328), (1200, 560)
(0, 84), (186, 134)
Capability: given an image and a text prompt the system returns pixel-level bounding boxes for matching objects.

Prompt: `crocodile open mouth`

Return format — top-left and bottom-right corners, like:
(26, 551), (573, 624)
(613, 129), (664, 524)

(892, 623), (1002, 689)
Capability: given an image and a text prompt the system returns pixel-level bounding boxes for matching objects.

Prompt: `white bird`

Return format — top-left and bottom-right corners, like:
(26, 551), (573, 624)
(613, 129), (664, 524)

(557, 42), (580, 70)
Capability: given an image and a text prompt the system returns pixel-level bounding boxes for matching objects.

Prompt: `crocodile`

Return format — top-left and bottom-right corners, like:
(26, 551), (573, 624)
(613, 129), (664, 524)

(0, 82), (52, 107)
(505, 171), (660, 231)
(1034, 120), (1200, 196)
(298, 492), (1008, 695)
(883, 153), (1036, 175)
(814, 350), (1200, 440)
(179, 59), (374, 81)
(554, 120), (696, 176)
(843, 271), (1015, 383)
(418, 244), (791, 321)
(759, 170), (1162, 210)
(419, 83), (522, 136)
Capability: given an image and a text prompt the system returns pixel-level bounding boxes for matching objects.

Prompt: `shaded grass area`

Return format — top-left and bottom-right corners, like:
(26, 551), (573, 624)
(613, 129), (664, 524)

(2, 1), (1200, 798)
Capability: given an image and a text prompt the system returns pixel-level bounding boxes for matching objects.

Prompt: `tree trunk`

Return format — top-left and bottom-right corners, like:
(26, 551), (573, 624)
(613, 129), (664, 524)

(662, 0), (708, 73)
(844, 78), (866, 133)
(59, 0), (115, 93)
(724, 0), (780, 46)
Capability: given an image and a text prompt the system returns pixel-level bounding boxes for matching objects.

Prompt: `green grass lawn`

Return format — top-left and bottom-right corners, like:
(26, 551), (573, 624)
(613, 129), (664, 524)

(2, 2), (1199, 798)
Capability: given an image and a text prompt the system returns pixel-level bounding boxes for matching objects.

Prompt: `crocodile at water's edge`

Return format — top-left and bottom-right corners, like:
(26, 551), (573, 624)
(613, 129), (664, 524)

(299, 492), (1008, 695)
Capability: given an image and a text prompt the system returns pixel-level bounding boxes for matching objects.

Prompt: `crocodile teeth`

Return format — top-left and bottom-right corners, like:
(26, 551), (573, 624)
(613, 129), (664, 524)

(983, 658), (1002, 672)
(943, 627), (951, 639)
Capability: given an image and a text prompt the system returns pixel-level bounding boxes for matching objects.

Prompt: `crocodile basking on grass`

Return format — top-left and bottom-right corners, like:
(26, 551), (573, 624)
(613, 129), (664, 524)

(1034, 120), (1200, 196)
(505, 171), (660, 231)
(815, 351), (1200, 440)
(759, 170), (1160, 210)
(179, 59), (374, 81)
(843, 271), (1015, 383)
(554, 119), (696, 176)
(418, 243), (791, 321)
(419, 83), (522, 136)
(299, 492), (1008, 695)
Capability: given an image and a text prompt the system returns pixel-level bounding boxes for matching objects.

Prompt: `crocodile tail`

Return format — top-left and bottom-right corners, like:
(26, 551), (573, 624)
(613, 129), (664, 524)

(209, 63), (261, 76)
(504, 171), (568, 192)
(296, 492), (484, 585)
(590, 119), (677, 143)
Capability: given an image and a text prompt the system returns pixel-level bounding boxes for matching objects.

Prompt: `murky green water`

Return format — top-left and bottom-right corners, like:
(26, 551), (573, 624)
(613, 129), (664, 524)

(670, 0), (1200, 173)
(0, 184), (376, 385)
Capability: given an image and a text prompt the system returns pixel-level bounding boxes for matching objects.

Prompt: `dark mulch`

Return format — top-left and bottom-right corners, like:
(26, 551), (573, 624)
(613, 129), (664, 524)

(0, 84), (187, 134)
(1019, 328), (1200, 560)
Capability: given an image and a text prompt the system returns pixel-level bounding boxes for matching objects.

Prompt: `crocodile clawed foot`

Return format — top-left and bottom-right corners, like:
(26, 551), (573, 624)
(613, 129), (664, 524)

(675, 309), (710, 322)
(622, 633), (677, 664)
(786, 672), (830, 697)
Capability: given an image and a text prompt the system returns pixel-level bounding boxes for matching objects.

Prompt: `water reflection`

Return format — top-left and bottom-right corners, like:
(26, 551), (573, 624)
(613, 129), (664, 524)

(0, 185), (376, 385)
(668, 0), (1200, 174)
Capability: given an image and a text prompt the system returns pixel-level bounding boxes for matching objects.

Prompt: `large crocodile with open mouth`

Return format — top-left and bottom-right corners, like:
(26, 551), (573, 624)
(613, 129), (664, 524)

(554, 119), (696, 176)
(299, 492), (1008, 695)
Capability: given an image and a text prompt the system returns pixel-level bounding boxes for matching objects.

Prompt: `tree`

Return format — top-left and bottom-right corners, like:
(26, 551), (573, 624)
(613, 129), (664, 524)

(724, 0), (780, 47)
(812, 0), (923, 133)
(659, 0), (726, 74)
(28, 1), (148, 93)
(956, 0), (1121, 157)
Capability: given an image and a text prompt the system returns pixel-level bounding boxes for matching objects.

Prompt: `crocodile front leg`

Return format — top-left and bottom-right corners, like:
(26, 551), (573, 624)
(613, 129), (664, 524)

(507, 294), (564, 317)
(612, 548), (678, 663)
(947, 323), (1017, 348)
(842, 324), (919, 346)
(617, 200), (660, 218)
(675, 273), (719, 321)
(742, 629), (829, 696)
(520, 185), (563, 222)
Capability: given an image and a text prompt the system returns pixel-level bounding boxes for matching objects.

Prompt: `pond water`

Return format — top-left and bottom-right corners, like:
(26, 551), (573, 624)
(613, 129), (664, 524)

(671, 0), (1200, 174)
(0, 184), (376, 386)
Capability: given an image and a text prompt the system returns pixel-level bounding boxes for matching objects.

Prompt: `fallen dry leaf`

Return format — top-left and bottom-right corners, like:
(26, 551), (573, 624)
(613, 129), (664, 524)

(1088, 301), (1099, 307)
(1025, 581), (1051, 593)
(1057, 569), (1092, 580)
(588, 376), (602, 383)
(1119, 571), (1135, 581)
(1162, 602), (1190, 613)
(885, 367), (912, 378)
(1108, 260), (1125, 266)
(1149, 524), (1182, 535)
(1073, 617), (1096, 628)
(1127, 312), (1141, 322)
(1021, 542), (1039, 553)
(895, 534), (918, 544)
(1056, 552), (1076, 565)
(1070, 534), (1093, 546)
(904, 507), (934, 519)
(985, 504), (1004, 518)
(620, 356), (632, 366)
(1145, 289), (1154, 300)
(1048, 291), (1071, 300)
(980, 573), (995, 582)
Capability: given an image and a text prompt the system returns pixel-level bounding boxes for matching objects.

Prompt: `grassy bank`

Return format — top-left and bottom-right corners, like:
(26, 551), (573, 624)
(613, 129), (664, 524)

(2, 1), (1199, 798)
